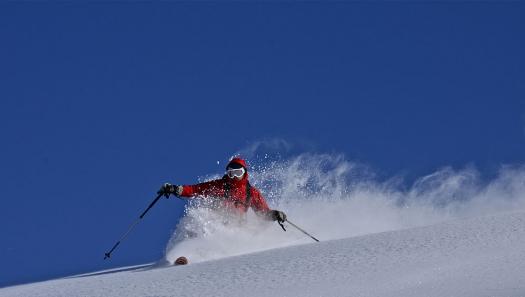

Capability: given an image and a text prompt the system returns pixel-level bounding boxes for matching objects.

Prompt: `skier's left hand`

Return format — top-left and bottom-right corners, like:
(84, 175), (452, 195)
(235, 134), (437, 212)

(269, 210), (287, 223)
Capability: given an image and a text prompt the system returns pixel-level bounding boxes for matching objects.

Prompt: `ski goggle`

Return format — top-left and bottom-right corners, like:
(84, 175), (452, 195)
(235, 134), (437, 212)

(227, 167), (245, 178)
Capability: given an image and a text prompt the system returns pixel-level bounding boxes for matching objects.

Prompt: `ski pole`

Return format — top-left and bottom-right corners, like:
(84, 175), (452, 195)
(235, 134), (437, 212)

(104, 192), (165, 260)
(278, 219), (320, 242)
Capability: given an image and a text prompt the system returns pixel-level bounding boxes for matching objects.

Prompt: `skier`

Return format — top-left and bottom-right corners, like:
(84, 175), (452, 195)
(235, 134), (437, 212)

(158, 157), (287, 224)
(104, 157), (315, 262)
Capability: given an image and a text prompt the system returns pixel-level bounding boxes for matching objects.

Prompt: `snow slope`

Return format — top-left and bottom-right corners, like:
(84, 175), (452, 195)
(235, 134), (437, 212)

(2, 210), (524, 297)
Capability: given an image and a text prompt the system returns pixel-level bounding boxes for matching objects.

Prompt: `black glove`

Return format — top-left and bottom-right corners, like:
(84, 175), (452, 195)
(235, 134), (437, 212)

(269, 210), (287, 223)
(157, 183), (182, 198)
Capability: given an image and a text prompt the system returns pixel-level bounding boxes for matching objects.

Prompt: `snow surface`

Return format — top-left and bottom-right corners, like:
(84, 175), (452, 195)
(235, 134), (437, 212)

(2, 210), (525, 297)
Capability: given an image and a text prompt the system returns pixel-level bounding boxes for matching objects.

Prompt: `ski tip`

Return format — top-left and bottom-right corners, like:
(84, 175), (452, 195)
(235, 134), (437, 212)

(175, 256), (188, 265)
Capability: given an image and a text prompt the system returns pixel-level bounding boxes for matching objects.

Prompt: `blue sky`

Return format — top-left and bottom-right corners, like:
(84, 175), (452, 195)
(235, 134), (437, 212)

(1, 3), (524, 287)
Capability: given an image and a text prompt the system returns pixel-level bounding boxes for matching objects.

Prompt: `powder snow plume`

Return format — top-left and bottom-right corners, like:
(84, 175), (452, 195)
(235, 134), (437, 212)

(164, 153), (525, 264)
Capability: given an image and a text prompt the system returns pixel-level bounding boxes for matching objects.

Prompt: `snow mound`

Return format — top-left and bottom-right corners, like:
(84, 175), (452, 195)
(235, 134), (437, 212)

(2, 210), (525, 297)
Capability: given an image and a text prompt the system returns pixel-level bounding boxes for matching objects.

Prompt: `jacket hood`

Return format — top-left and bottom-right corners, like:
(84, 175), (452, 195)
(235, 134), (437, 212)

(226, 157), (248, 170)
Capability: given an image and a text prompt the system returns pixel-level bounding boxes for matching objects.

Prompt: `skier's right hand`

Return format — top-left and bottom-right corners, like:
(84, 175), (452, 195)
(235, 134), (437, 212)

(157, 183), (183, 198)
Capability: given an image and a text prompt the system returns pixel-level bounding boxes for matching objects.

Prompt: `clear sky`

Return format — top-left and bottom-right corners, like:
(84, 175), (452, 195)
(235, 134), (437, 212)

(1, 2), (524, 287)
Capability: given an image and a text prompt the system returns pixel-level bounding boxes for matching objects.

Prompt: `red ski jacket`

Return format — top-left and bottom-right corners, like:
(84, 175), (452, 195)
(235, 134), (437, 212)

(179, 158), (270, 215)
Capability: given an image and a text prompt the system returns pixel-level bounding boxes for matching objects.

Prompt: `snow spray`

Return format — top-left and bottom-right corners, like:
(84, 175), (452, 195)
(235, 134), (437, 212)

(164, 153), (525, 264)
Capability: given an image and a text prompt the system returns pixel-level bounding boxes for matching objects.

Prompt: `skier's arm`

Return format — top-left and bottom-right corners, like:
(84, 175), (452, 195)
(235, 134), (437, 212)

(179, 180), (224, 198)
(250, 189), (276, 219)
(250, 189), (270, 212)
(251, 189), (287, 222)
